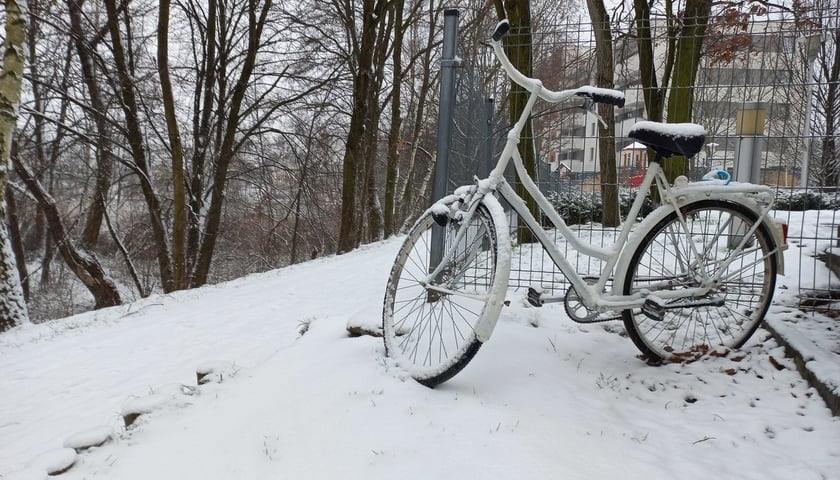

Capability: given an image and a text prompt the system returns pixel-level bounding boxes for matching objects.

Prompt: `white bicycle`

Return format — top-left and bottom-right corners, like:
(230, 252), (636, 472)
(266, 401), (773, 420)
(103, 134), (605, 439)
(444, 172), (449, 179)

(383, 20), (787, 387)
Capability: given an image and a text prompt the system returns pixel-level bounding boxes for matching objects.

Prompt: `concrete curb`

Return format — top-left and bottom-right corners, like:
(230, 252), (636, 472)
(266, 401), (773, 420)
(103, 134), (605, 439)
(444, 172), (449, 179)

(764, 317), (840, 416)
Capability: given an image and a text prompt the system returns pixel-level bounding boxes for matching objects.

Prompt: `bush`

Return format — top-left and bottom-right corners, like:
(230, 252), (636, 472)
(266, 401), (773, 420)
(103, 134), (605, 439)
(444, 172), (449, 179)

(619, 190), (657, 220)
(774, 190), (840, 211)
(547, 188), (839, 227)
(546, 191), (602, 225)
(546, 189), (656, 226)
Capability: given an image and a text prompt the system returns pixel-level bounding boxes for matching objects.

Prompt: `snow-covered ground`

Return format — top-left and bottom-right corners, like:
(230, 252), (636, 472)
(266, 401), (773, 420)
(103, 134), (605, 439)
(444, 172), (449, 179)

(2, 212), (839, 479)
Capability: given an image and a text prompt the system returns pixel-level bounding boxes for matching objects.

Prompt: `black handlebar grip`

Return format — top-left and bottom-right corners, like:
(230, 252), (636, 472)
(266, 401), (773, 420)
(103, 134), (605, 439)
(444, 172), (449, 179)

(492, 20), (510, 41)
(577, 89), (626, 108)
(591, 92), (625, 108)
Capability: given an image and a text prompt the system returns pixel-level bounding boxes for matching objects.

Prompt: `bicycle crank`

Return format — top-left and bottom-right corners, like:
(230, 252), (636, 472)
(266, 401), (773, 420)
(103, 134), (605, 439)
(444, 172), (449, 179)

(564, 284), (622, 323)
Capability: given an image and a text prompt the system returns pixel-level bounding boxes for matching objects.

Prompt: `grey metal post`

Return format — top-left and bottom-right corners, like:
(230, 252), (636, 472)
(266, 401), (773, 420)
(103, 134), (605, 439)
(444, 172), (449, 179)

(731, 102), (767, 247)
(733, 101), (766, 185)
(734, 136), (765, 184)
(430, 9), (460, 270)
(483, 97), (495, 177)
(799, 34), (823, 187)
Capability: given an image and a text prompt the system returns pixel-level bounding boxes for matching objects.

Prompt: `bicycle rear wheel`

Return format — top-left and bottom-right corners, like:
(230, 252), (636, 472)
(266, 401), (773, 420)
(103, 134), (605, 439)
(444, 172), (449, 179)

(621, 200), (777, 363)
(383, 203), (503, 387)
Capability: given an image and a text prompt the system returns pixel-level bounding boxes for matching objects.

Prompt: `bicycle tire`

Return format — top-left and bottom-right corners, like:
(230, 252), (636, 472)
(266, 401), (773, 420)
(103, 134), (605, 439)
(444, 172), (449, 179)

(621, 199), (777, 363)
(383, 203), (503, 387)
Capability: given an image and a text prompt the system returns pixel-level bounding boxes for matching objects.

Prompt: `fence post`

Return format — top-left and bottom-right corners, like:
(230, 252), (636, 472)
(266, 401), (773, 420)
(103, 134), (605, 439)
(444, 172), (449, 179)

(733, 101), (766, 185)
(483, 97), (495, 177)
(798, 34), (823, 187)
(730, 102), (767, 247)
(431, 9), (460, 269)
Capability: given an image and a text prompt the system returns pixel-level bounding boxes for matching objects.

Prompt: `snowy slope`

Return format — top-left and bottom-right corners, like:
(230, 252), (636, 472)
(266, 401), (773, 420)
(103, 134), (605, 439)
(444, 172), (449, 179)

(1, 235), (839, 479)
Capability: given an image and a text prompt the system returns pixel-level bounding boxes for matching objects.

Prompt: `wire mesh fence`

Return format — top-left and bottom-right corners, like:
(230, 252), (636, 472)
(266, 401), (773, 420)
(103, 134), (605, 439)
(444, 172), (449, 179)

(445, 8), (839, 315)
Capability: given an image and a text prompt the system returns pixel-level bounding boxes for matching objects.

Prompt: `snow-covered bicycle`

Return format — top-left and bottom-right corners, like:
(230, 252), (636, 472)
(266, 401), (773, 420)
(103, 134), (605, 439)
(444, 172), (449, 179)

(382, 20), (787, 387)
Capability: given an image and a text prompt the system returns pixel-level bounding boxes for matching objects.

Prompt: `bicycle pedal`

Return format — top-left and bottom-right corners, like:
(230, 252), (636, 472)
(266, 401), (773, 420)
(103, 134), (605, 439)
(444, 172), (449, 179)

(527, 287), (544, 307)
(641, 297), (665, 322)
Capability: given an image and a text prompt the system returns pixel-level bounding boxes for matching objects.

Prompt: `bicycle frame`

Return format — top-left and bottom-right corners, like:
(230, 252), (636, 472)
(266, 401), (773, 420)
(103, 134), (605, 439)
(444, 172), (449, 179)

(383, 21), (787, 384)
(426, 31), (784, 319)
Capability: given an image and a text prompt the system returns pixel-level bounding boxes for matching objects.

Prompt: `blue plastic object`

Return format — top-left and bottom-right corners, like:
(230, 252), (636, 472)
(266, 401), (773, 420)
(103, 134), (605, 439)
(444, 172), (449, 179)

(702, 169), (731, 185)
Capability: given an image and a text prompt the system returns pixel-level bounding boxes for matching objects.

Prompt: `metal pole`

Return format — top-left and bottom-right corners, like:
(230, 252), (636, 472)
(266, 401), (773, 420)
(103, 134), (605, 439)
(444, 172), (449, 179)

(483, 97), (495, 177)
(800, 82), (815, 187)
(731, 102), (766, 247)
(733, 101), (766, 185)
(430, 9), (460, 270)
(799, 34), (822, 188)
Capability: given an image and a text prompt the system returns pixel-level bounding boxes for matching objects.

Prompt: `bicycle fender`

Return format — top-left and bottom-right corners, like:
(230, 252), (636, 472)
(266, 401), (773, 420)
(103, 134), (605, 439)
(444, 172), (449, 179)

(612, 203), (676, 297)
(474, 194), (512, 343)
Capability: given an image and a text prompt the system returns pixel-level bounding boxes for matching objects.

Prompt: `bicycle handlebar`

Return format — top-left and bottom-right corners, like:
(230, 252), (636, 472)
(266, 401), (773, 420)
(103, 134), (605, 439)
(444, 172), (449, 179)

(492, 19), (510, 41)
(491, 20), (625, 108)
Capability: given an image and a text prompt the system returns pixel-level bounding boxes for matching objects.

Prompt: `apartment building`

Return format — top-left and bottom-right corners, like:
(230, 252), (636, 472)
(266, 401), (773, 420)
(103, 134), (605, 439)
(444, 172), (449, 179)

(535, 15), (811, 187)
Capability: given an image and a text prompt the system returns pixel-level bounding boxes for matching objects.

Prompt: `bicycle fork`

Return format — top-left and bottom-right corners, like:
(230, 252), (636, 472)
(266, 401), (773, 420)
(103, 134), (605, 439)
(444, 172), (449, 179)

(423, 193), (491, 301)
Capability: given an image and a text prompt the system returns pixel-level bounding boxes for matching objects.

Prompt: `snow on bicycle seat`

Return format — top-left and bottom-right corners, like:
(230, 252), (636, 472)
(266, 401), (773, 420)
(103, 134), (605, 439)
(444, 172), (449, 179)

(628, 120), (706, 159)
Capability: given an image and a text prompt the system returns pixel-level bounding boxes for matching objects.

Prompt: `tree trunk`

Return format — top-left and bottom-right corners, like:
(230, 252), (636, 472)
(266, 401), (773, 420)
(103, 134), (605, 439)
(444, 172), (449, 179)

(5, 184), (28, 301)
(187, 0), (218, 277)
(634, 0), (660, 122)
(104, 0), (175, 291)
(13, 152), (122, 309)
(0, 0), (30, 333)
(587, 0), (620, 227)
(383, 0), (405, 238)
(818, 26), (840, 186)
(397, 6), (439, 228)
(664, 0), (711, 183)
(158, 0), (188, 290)
(495, 0), (538, 244)
(67, 0), (112, 249)
(102, 197), (147, 297)
(363, 11), (393, 243)
(192, 0), (273, 286)
(338, 0), (379, 253)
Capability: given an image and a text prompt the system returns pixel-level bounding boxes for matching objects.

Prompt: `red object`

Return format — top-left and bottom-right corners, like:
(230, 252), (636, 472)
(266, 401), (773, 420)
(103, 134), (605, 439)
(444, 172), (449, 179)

(628, 175), (644, 188)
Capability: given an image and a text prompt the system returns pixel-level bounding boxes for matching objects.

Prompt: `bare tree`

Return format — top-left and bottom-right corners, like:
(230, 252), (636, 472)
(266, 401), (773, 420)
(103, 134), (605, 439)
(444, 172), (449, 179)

(104, 0), (176, 291)
(811, 1), (840, 186)
(12, 153), (122, 308)
(587, 0), (620, 227)
(158, 0), (188, 289)
(383, 0), (406, 237)
(397, 3), (443, 231)
(494, 0), (540, 243)
(67, 0), (113, 249)
(337, 0), (394, 253)
(0, 0), (30, 332)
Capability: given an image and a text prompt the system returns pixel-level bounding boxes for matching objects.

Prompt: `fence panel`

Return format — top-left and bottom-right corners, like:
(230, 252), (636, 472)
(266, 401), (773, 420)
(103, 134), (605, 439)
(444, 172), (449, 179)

(447, 8), (839, 315)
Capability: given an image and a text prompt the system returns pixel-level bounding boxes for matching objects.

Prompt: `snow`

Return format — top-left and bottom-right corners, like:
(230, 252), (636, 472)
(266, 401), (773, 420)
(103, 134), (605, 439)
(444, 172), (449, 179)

(575, 85), (626, 106)
(3, 468), (46, 480)
(765, 316), (840, 396)
(630, 120), (706, 139)
(62, 427), (112, 450)
(622, 141), (648, 150)
(430, 202), (450, 217)
(25, 448), (75, 475)
(1, 217), (839, 479)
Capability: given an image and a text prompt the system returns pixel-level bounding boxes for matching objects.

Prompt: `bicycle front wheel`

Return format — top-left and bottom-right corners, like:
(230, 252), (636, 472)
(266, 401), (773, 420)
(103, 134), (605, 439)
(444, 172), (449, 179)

(383, 203), (504, 387)
(621, 200), (777, 363)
